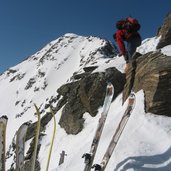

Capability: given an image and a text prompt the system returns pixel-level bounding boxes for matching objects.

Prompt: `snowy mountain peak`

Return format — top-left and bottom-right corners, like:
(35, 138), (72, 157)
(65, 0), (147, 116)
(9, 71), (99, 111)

(0, 34), (118, 167)
(24, 33), (116, 71)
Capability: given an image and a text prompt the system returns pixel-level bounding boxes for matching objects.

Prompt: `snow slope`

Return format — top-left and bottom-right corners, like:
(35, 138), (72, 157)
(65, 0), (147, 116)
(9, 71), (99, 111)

(0, 33), (171, 171)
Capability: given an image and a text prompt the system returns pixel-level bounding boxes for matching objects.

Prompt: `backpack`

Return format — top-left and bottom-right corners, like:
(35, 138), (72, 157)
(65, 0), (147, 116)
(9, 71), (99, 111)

(126, 17), (141, 32)
(116, 20), (127, 30)
(116, 17), (141, 32)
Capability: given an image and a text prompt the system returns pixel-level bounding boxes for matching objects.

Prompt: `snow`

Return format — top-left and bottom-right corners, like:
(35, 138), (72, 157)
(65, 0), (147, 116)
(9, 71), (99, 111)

(0, 33), (171, 171)
(39, 91), (171, 171)
(136, 36), (161, 54)
(93, 55), (125, 73)
(161, 45), (171, 56)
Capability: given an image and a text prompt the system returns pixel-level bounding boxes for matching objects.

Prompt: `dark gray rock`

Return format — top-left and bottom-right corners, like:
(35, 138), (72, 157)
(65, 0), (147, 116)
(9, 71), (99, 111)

(157, 12), (171, 49)
(83, 66), (98, 72)
(58, 67), (125, 134)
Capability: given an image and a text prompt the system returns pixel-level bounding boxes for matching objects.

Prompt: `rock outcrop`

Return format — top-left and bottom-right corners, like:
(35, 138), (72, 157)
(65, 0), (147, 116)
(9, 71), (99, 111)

(58, 67), (125, 134)
(123, 51), (171, 116)
(157, 12), (171, 49)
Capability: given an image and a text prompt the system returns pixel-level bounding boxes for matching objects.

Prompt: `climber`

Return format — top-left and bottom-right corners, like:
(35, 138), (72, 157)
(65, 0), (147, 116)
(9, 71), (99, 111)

(113, 17), (142, 72)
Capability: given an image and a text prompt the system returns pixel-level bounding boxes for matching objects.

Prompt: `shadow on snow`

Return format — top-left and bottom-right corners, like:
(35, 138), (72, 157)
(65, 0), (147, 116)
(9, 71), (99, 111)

(114, 147), (171, 171)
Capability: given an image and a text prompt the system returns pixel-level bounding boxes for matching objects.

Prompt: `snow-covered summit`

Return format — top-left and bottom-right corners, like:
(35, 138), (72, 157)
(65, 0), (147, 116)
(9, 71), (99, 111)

(0, 33), (117, 129)
(0, 33), (120, 170)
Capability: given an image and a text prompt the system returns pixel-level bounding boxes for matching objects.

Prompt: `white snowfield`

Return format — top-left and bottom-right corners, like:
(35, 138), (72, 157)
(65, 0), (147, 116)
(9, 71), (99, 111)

(0, 33), (171, 171)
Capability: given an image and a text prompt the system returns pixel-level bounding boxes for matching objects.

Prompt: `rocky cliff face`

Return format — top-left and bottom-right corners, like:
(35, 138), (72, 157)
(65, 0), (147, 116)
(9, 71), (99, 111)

(123, 51), (171, 116)
(123, 11), (171, 116)
(157, 12), (171, 49)
(58, 67), (125, 134)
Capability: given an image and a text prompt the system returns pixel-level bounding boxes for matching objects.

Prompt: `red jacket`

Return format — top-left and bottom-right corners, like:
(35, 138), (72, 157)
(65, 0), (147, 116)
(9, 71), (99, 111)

(115, 29), (134, 55)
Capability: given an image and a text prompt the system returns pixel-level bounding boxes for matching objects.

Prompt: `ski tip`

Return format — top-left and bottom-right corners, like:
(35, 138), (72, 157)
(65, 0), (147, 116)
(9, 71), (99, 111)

(18, 122), (30, 134)
(107, 82), (113, 88)
(34, 103), (38, 109)
(34, 104), (41, 117)
(23, 121), (31, 127)
(106, 82), (114, 95)
(129, 91), (135, 99)
(0, 115), (8, 120)
(128, 92), (136, 107)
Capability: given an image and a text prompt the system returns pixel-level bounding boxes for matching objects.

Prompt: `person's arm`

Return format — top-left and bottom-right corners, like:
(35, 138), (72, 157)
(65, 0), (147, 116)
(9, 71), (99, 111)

(116, 30), (126, 56)
(115, 30), (129, 63)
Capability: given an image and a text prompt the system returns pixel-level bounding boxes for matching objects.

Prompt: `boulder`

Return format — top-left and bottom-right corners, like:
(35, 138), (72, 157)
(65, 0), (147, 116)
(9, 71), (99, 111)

(58, 67), (125, 134)
(123, 51), (171, 116)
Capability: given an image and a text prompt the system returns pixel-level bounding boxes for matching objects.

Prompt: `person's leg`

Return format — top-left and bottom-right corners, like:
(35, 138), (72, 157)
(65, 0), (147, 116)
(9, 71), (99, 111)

(125, 36), (141, 73)
(127, 36), (141, 61)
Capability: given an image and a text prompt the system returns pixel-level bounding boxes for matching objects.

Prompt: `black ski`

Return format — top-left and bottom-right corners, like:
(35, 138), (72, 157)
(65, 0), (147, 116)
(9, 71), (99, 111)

(82, 82), (114, 171)
(92, 92), (136, 171)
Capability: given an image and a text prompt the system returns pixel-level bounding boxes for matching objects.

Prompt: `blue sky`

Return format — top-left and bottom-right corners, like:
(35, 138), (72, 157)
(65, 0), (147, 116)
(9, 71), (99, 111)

(0, 0), (170, 73)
